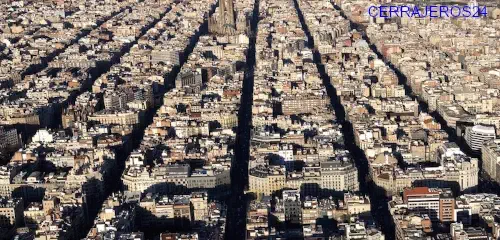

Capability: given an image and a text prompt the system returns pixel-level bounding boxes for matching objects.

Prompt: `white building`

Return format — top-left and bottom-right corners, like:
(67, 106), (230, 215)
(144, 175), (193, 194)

(32, 129), (54, 143)
(465, 125), (496, 151)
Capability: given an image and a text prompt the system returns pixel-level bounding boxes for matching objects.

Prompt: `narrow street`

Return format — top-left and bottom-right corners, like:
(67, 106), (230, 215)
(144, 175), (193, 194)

(292, 0), (396, 238)
(224, 0), (260, 238)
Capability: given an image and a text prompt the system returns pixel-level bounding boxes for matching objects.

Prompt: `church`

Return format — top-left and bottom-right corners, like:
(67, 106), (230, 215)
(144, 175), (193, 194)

(208, 0), (249, 35)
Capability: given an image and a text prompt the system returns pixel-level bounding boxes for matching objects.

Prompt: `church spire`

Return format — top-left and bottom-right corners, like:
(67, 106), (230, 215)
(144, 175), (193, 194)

(209, 0), (239, 35)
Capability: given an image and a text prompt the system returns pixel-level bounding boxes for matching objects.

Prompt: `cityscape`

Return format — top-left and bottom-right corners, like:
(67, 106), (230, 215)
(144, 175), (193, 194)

(0, 0), (499, 239)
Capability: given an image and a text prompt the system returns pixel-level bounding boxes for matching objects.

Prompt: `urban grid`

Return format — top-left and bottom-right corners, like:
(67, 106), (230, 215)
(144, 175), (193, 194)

(0, 0), (499, 239)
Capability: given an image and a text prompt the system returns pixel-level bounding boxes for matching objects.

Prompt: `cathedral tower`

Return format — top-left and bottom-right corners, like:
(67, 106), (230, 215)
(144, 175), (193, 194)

(209, 0), (240, 35)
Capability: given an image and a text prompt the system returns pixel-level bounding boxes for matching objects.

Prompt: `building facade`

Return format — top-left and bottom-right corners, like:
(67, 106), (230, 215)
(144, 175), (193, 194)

(465, 125), (496, 152)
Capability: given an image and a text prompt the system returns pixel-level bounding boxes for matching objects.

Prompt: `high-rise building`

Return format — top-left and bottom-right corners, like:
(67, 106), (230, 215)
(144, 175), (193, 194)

(439, 192), (455, 223)
(282, 190), (302, 224)
(104, 89), (134, 110)
(403, 187), (441, 221)
(0, 126), (20, 151)
(402, 187), (455, 223)
(465, 125), (496, 152)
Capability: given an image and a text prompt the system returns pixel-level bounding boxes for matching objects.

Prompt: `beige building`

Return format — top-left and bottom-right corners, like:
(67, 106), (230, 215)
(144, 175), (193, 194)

(344, 193), (371, 216)
(394, 212), (432, 240)
(0, 197), (23, 227)
(138, 194), (193, 229)
(247, 200), (270, 239)
(281, 96), (330, 115)
(122, 165), (230, 194)
(302, 197), (319, 225)
(190, 192), (209, 221)
(249, 159), (359, 196)
(88, 110), (141, 125)
(482, 139), (500, 183)
(248, 165), (286, 196)
(23, 203), (45, 229)
(371, 144), (479, 195)
(372, 157), (479, 196)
